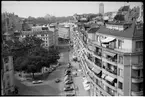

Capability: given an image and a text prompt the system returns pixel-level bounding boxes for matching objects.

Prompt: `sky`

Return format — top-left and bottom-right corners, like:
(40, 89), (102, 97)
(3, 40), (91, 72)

(2, 1), (143, 18)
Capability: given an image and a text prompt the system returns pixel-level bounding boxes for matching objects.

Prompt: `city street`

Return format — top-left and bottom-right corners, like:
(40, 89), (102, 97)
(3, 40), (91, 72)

(69, 51), (90, 96)
(14, 50), (69, 95)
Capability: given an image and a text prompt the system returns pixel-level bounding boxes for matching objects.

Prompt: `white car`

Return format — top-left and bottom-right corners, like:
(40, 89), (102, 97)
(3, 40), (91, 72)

(32, 80), (43, 84)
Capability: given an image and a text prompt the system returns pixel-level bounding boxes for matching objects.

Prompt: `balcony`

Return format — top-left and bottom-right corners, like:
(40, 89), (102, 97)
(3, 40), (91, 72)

(131, 77), (143, 83)
(132, 63), (143, 70)
(85, 56), (102, 70)
(131, 90), (143, 96)
(88, 76), (111, 96)
(102, 75), (117, 91)
(88, 39), (101, 46)
(102, 68), (117, 78)
(95, 62), (102, 68)
(106, 68), (117, 75)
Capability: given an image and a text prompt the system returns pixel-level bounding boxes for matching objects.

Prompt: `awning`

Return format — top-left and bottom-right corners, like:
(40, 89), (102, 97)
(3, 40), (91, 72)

(101, 74), (107, 79)
(92, 68), (101, 74)
(101, 37), (115, 43)
(105, 75), (115, 83)
(105, 51), (116, 57)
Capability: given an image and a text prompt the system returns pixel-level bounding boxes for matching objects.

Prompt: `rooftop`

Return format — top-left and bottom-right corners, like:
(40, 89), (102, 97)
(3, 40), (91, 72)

(87, 27), (100, 33)
(97, 22), (143, 40)
(21, 30), (53, 35)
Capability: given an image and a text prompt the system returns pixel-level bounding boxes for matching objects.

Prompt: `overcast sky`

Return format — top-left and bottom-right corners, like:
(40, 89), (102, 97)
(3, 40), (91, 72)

(2, 1), (143, 18)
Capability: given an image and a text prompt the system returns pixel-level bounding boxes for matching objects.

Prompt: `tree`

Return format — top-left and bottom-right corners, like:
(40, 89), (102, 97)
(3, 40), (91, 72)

(114, 14), (125, 21)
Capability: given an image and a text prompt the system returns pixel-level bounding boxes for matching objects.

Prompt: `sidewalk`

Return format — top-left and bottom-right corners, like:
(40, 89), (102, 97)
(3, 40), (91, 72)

(70, 52), (90, 96)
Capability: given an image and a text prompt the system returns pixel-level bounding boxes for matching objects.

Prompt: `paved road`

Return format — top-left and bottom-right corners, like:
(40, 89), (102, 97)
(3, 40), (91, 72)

(70, 51), (90, 96)
(15, 51), (69, 95)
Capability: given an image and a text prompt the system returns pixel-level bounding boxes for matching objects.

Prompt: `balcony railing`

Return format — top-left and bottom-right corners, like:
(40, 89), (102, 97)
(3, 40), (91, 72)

(131, 76), (143, 83)
(106, 68), (117, 75)
(131, 90), (143, 96)
(94, 51), (102, 57)
(94, 62), (102, 68)
(132, 63), (143, 70)
(106, 57), (117, 63)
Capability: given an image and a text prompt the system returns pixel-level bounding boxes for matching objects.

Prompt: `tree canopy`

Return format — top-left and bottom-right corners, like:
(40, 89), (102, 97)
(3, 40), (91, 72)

(5, 35), (61, 76)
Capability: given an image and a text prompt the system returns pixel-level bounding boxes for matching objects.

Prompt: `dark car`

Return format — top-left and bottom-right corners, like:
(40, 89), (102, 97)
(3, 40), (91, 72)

(63, 86), (74, 91)
(55, 79), (61, 83)
(65, 70), (71, 74)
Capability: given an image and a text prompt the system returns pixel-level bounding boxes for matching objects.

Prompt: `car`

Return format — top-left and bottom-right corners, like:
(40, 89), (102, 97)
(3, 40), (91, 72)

(64, 77), (72, 82)
(65, 70), (71, 74)
(66, 93), (75, 96)
(63, 87), (74, 91)
(55, 79), (61, 83)
(38, 80), (43, 83)
(64, 75), (72, 81)
(65, 80), (73, 84)
(32, 80), (43, 84)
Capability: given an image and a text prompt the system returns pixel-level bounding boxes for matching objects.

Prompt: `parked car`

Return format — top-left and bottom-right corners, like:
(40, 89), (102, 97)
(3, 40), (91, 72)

(65, 80), (73, 84)
(64, 75), (72, 81)
(65, 70), (71, 75)
(63, 86), (74, 91)
(66, 93), (75, 96)
(55, 79), (61, 83)
(32, 80), (43, 84)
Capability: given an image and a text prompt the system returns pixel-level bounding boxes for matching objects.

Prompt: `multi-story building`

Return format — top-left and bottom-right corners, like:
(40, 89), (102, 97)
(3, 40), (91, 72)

(58, 25), (70, 39)
(1, 33), (15, 95)
(20, 30), (54, 49)
(99, 3), (104, 15)
(1, 56), (15, 95)
(72, 16), (143, 96)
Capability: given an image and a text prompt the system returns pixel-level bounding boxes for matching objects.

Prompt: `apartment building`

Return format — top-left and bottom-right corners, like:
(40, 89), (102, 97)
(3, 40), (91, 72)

(20, 30), (54, 49)
(58, 25), (70, 39)
(1, 56), (15, 95)
(1, 34), (15, 95)
(72, 18), (143, 96)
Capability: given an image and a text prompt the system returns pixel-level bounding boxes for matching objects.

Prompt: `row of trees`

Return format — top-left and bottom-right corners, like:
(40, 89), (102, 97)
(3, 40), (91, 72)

(3, 35), (60, 78)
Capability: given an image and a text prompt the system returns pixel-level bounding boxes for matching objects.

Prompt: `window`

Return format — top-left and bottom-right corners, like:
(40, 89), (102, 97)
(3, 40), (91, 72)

(6, 65), (9, 71)
(7, 81), (10, 88)
(118, 55), (123, 64)
(3, 81), (5, 88)
(138, 55), (143, 63)
(4, 57), (9, 63)
(118, 68), (123, 77)
(7, 75), (9, 80)
(118, 81), (123, 90)
(137, 70), (143, 77)
(118, 39), (124, 49)
(136, 41), (143, 50)
(8, 90), (11, 94)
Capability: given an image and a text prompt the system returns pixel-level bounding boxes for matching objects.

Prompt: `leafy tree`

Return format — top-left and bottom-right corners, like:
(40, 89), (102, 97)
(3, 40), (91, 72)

(114, 14), (125, 21)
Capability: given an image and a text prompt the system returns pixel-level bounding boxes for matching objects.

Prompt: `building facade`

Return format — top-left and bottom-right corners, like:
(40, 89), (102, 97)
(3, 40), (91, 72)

(99, 3), (104, 15)
(20, 30), (54, 49)
(58, 25), (70, 39)
(71, 18), (143, 96)
(1, 56), (15, 95)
